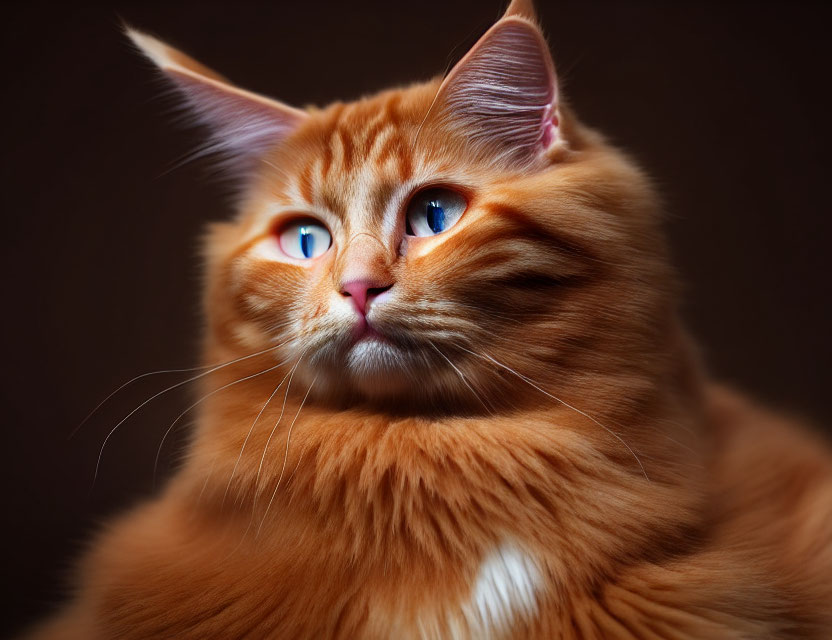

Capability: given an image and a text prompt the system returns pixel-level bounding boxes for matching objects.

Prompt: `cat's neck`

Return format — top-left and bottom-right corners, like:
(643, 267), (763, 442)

(170, 327), (708, 591)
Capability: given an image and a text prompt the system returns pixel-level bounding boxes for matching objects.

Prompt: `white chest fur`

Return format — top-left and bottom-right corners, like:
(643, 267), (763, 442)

(462, 542), (542, 638)
(405, 542), (543, 639)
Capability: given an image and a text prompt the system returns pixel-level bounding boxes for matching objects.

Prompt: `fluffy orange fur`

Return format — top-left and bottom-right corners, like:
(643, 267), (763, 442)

(25, 1), (832, 638)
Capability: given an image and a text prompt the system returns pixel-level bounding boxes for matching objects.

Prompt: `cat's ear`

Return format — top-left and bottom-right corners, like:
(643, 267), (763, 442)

(427, 0), (559, 168)
(504, 0), (538, 20)
(126, 27), (307, 177)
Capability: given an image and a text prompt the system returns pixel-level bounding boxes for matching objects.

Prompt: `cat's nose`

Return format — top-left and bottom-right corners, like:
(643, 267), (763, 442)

(336, 233), (394, 316)
(340, 279), (393, 316)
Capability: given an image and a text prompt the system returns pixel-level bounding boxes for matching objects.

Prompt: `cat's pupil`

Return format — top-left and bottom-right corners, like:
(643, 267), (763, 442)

(300, 226), (315, 258)
(426, 201), (445, 233)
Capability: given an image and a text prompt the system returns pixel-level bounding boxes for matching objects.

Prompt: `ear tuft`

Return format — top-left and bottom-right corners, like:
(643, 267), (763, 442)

(503, 0), (538, 22)
(125, 28), (228, 82)
(125, 26), (307, 182)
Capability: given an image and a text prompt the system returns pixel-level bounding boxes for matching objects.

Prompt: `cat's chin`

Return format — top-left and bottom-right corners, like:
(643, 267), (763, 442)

(301, 331), (457, 406)
(343, 338), (414, 397)
(300, 335), (423, 402)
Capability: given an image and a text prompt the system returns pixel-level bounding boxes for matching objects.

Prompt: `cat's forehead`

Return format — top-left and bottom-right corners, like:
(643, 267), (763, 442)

(266, 82), (461, 229)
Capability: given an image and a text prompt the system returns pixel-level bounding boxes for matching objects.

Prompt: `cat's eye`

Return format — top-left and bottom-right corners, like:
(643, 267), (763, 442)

(405, 188), (467, 237)
(277, 219), (332, 259)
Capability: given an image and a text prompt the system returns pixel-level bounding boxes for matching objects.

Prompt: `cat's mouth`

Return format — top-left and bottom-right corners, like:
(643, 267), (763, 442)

(345, 321), (406, 372)
(341, 336), (418, 398)
(299, 299), (454, 402)
(301, 314), (430, 400)
(351, 317), (389, 344)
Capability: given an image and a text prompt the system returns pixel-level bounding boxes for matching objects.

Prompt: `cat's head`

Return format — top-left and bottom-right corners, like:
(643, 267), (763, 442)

(130, 0), (674, 414)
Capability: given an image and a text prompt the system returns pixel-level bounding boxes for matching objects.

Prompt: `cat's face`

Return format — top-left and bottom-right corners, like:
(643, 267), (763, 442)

(132, 1), (669, 412)
(219, 88), (581, 408)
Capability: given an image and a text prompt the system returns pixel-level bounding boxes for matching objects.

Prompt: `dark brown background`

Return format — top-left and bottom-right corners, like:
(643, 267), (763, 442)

(2, 0), (830, 635)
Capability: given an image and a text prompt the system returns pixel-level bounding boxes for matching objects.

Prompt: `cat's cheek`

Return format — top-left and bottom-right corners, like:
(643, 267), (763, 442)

(221, 251), (307, 341)
(398, 235), (412, 258)
(369, 287), (393, 309)
(250, 236), (285, 263)
(229, 319), (273, 351)
(402, 233), (455, 261)
(323, 290), (361, 329)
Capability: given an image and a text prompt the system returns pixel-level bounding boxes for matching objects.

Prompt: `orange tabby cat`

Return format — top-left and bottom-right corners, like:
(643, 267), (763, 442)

(25, 1), (832, 638)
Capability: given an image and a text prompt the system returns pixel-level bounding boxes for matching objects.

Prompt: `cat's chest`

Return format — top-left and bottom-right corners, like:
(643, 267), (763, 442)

(460, 542), (543, 636)
(394, 541), (544, 639)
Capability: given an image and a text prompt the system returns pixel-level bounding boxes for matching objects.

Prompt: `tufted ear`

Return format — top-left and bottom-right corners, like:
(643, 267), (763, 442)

(427, 0), (559, 168)
(126, 28), (307, 179)
(503, 0), (538, 20)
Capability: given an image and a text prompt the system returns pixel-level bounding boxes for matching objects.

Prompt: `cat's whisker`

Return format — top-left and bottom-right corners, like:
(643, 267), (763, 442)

(152, 360), (289, 486)
(221, 366), (295, 509)
(195, 455), (218, 507)
(220, 511), (258, 565)
(253, 352), (307, 501)
(659, 432), (702, 462)
(284, 441), (308, 494)
(426, 300), (553, 326)
(92, 342), (291, 487)
(154, 144), (207, 180)
(429, 342), (494, 415)
(454, 344), (650, 482)
(257, 375), (317, 538)
(454, 320), (684, 436)
(259, 158), (292, 183)
(409, 20), (484, 155)
(460, 322), (694, 457)
(411, 77), (445, 153)
(70, 340), (289, 440)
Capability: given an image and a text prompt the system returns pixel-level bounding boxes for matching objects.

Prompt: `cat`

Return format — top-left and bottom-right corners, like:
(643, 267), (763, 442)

(23, 0), (832, 638)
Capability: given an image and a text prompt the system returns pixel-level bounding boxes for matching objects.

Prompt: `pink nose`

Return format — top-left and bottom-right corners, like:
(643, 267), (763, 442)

(340, 279), (393, 316)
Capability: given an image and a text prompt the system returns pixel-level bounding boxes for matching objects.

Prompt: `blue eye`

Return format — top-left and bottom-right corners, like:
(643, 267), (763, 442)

(406, 188), (467, 237)
(426, 201), (445, 233)
(278, 219), (331, 259)
(299, 226), (315, 257)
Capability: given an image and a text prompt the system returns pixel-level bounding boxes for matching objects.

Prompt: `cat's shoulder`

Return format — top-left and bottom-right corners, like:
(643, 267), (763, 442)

(705, 384), (832, 469)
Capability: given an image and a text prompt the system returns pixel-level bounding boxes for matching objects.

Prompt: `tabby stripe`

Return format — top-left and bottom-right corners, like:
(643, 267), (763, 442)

(298, 159), (315, 204)
(319, 103), (346, 179)
(484, 202), (598, 264)
(336, 126), (355, 172)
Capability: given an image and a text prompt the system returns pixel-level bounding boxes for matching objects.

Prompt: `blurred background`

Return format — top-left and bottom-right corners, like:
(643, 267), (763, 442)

(2, 0), (830, 635)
